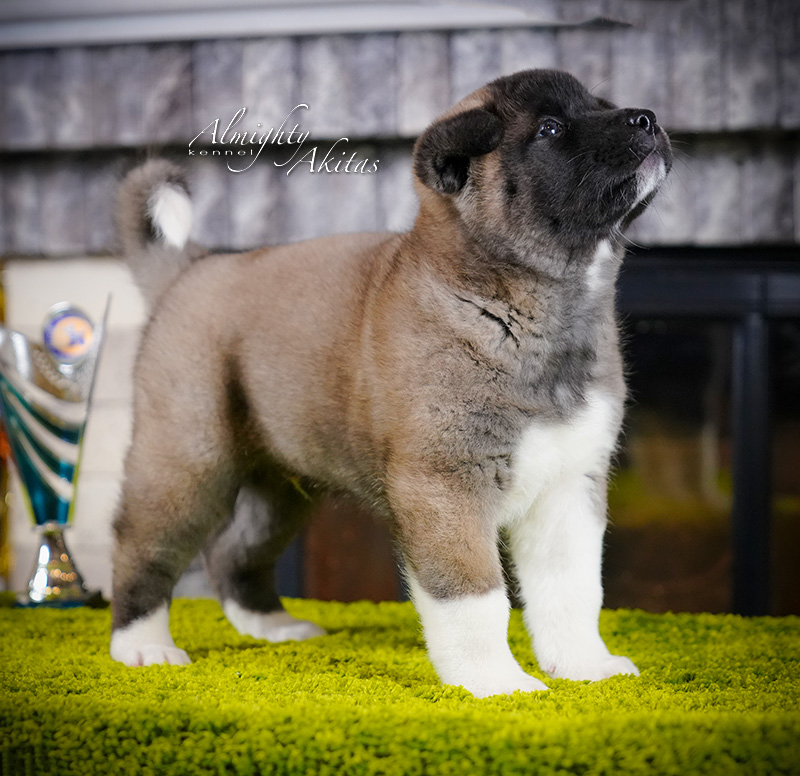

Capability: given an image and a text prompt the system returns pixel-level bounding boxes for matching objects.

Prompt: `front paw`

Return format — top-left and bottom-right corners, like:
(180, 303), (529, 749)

(111, 637), (191, 667)
(110, 605), (190, 667)
(451, 669), (549, 698)
(548, 654), (639, 681)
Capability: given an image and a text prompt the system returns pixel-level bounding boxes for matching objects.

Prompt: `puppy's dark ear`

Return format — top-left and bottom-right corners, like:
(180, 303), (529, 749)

(413, 108), (503, 194)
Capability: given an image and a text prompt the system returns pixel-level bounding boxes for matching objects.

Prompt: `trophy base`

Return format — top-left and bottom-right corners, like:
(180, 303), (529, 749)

(16, 524), (107, 609)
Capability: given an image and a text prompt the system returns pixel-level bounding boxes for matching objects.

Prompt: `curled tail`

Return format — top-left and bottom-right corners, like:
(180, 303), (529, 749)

(116, 159), (206, 311)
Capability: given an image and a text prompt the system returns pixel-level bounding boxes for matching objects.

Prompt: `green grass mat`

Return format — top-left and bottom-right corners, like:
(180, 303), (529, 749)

(2, 600), (799, 775)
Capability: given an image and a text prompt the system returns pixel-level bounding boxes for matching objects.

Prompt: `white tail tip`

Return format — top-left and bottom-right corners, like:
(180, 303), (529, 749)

(148, 184), (193, 249)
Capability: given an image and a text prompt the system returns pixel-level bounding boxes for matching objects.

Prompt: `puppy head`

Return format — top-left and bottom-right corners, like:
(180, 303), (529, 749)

(413, 69), (672, 255)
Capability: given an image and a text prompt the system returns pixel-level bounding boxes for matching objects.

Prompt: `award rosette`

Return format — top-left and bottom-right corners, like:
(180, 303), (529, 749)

(0, 300), (110, 607)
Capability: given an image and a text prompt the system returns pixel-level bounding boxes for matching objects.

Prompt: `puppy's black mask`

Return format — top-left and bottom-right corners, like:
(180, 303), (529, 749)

(415, 69), (673, 256)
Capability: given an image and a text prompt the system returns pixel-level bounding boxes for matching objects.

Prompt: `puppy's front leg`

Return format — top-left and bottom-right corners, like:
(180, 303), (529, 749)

(508, 474), (639, 681)
(393, 479), (546, 698)
(407, 576), (547, 698)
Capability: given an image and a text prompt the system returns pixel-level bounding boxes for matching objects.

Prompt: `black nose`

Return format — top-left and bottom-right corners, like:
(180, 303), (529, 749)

(627, 109), (657, 134)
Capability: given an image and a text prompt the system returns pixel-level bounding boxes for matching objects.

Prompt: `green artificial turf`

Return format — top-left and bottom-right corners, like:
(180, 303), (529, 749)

(1, 599), (799, 775)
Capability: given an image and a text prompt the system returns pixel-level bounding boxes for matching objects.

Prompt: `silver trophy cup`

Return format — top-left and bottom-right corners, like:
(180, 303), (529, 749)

(0, 300), (109, 607)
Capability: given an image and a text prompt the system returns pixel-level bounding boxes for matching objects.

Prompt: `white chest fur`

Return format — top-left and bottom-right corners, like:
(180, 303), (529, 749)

(585, 239), (617, 296)
(502, 389), (621, 525)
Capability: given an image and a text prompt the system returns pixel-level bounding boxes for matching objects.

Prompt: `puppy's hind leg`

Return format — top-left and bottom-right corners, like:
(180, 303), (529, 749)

(205, 479), (325, 643)
(110, 444), (239, 667)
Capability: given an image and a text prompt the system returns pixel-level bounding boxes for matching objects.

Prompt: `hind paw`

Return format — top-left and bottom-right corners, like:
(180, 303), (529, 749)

(110, 606), (191, 667)
(223, 600), (326, 642)
(548, 654), (639, 681)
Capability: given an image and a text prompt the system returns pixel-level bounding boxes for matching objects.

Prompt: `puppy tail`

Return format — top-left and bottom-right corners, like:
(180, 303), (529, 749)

(115, 159), (206, 311)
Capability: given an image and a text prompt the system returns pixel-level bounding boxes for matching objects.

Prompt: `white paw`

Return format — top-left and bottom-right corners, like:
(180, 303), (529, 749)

(256, 616), (326, 643)
(548, 654), (639, 681)
(407, 582), (548, 698)
(223, 600), (326, 642)
(456, 669), (549, 699)
(110, 605), (191, 667)
(113, 642), (192, 667)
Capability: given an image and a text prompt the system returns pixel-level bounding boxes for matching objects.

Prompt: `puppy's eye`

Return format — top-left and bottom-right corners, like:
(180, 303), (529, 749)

(537, 119), (563, 138)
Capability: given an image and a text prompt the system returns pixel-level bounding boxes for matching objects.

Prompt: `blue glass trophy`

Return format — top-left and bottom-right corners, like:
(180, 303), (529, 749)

(0, 301), (109, 607)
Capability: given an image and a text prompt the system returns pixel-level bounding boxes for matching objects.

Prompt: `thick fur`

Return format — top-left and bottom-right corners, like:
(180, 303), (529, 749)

(110, 70), (672, 697)
(116, 159), (207, 309)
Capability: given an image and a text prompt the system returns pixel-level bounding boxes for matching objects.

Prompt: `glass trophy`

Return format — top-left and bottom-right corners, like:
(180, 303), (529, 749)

(0, 300), (109, 607)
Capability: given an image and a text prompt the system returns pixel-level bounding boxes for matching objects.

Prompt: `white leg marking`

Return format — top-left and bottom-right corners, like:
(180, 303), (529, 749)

(223, 599), (326, 642)
(509, 477), (639, 681)
(148, 184), (192, 249)
(585, 239), (620, 297)
(408, 575), (547, 698)
(110, 604), (191, 667)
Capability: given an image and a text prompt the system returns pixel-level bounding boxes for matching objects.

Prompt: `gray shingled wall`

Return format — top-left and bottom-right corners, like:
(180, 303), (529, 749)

(1, 0), (798, 256)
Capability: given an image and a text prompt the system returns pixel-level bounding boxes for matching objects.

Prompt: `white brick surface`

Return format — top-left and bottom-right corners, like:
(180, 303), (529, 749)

(81, 403), (132, 476)
(92, 329), (140, 404)
(4, 258), (146, 330)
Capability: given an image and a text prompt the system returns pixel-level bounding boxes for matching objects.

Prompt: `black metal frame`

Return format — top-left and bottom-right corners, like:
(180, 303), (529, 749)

(618, 246), (800, 615)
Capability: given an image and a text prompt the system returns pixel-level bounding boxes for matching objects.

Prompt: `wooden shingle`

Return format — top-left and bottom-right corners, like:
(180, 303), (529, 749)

(398, 32), (451, 136)
(557, 25), (613, 101)
(41, 158), (86, 255)
(228, 156), (283, 251)
(775, 0), (800, 129)
(242, 38), (299, 132)
(2, 51), (52, 150)
(51, 48), (94, 148)
(91, 46), (147, 147)
(669, 0), (725, 131)
(609, 1), (672, 120)
(450, 30), (503, 103)
(742, 137), (795, 243)
(375, 143), (417, 234)
(188, 153), (232, 251)
(143, 44), (193, 145)
(723, 0), (780, 130)
(192, 40), (244, 148)
(3, 159), (42, 255)
(692, 137), (745, 245)
(85, 155), (128, 255)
